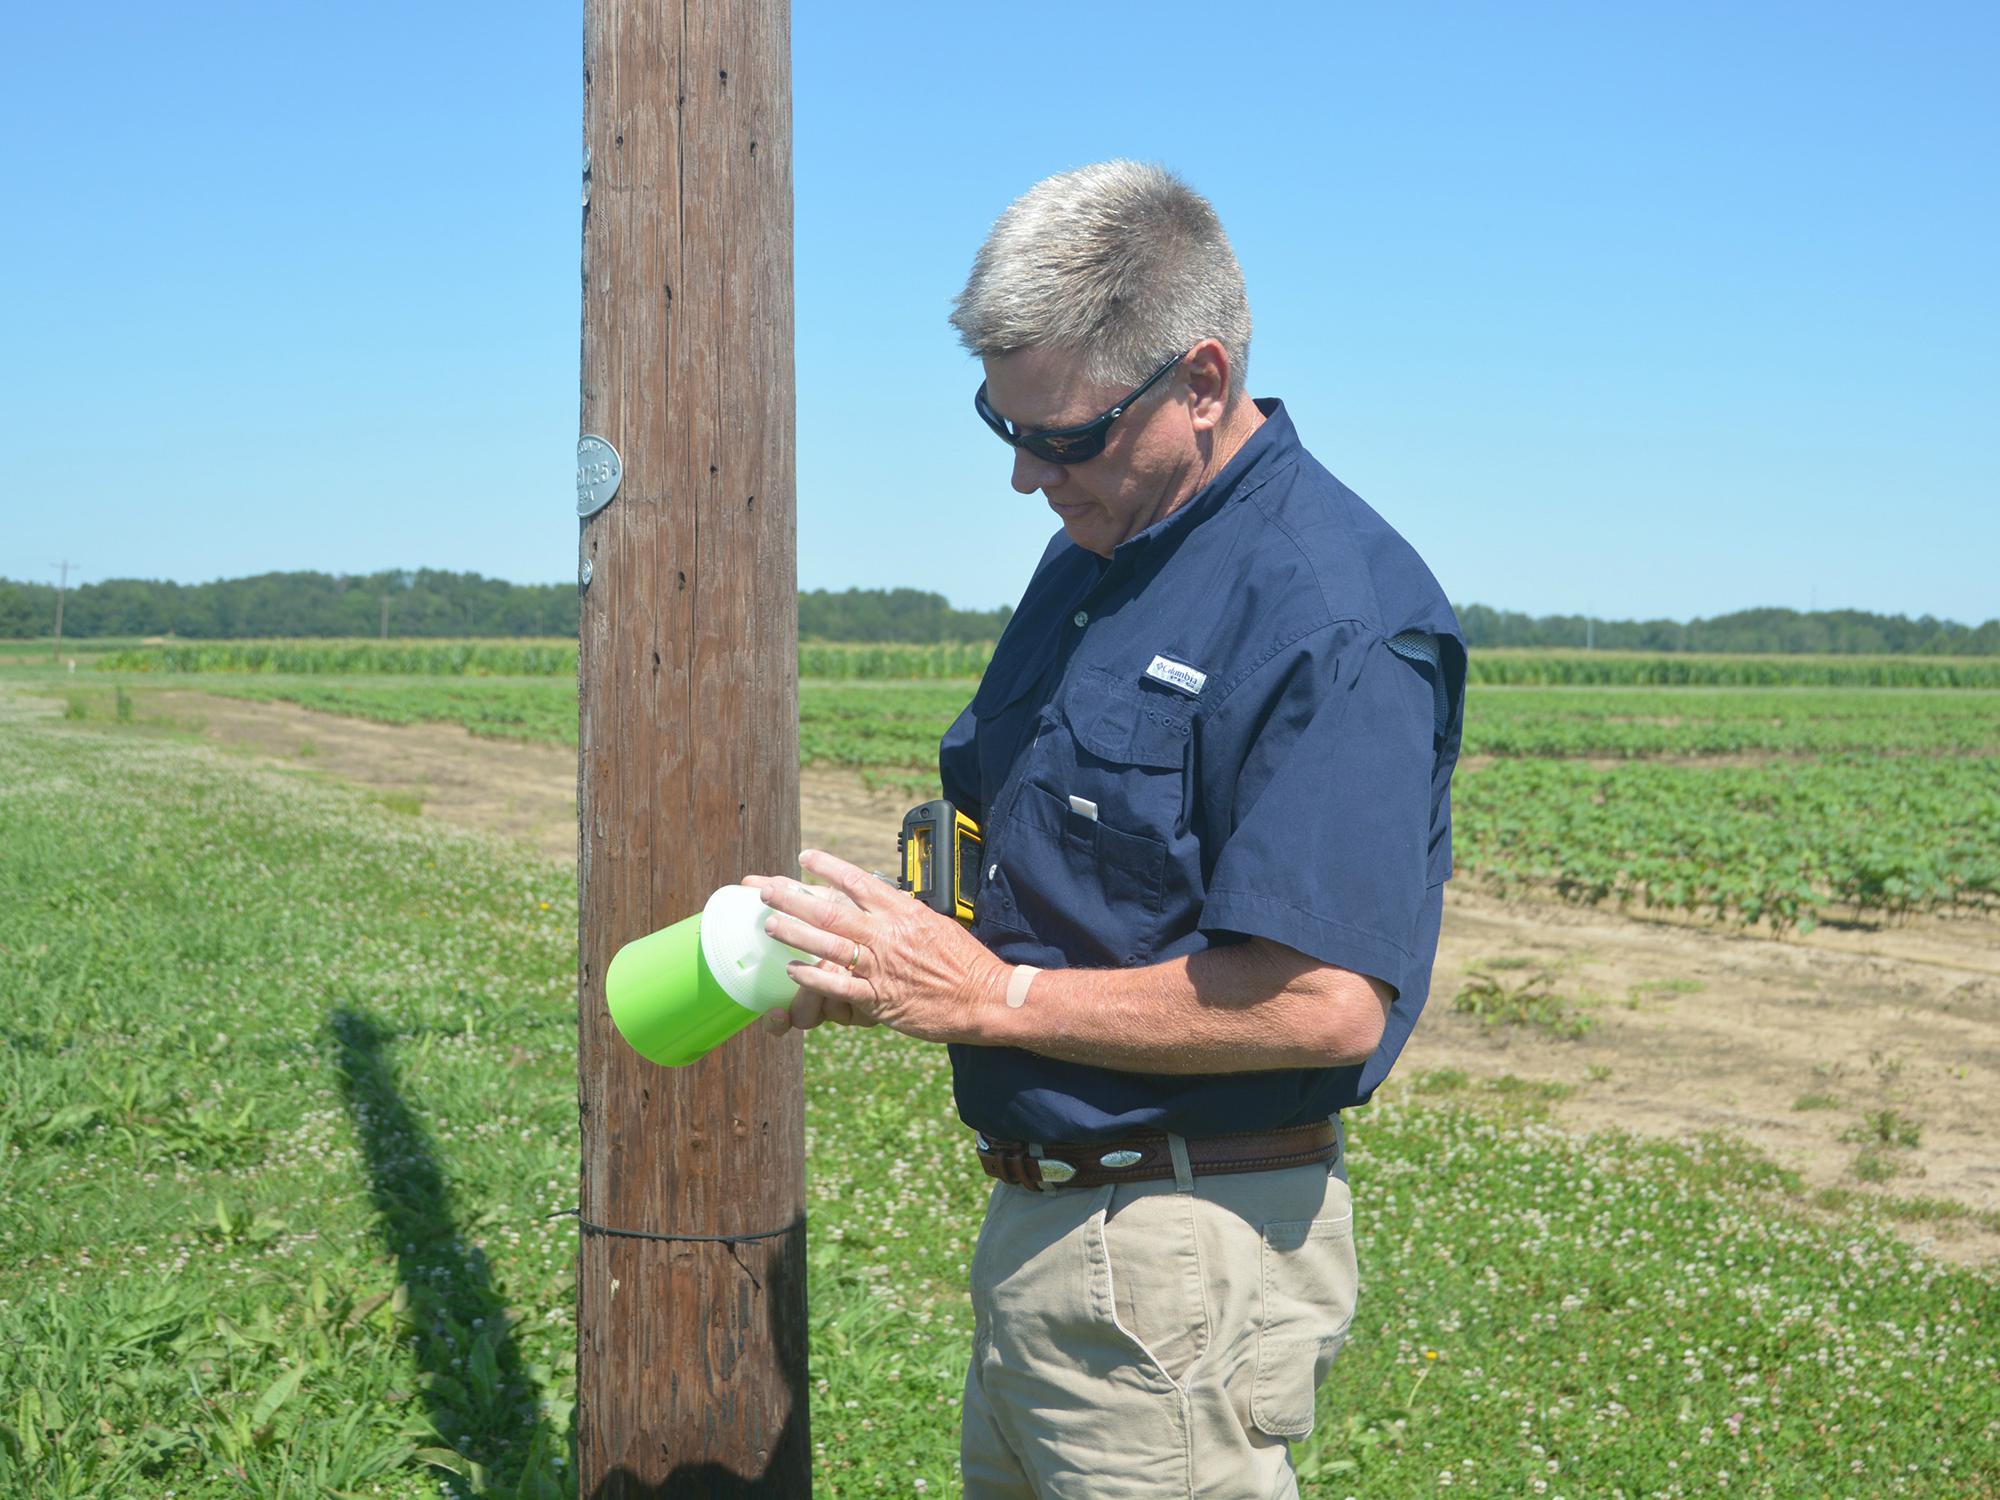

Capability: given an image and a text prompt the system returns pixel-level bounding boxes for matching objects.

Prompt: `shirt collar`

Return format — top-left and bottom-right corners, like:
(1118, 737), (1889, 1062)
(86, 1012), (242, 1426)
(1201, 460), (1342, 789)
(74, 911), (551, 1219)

(1111, 397), (1297, 564)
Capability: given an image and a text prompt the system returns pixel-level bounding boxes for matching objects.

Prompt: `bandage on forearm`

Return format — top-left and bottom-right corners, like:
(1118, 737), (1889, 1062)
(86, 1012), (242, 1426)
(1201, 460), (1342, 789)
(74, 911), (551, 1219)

(1006, 965), (1040, 1009)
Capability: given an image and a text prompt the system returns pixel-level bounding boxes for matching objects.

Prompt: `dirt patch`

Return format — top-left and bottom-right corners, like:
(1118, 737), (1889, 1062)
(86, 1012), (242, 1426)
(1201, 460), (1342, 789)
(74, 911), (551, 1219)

(1415, 887), (2000, 1266)
(105, 689), (2000, 1267)
(145, 690), (585, 863)
(140, 689), (911, 874)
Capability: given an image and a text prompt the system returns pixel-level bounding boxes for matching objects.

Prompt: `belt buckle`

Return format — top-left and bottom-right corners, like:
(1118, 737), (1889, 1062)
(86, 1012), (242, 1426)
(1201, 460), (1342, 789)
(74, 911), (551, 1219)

(978, 1136), (1040, 1190)
(978, 1135), (1076, 1190)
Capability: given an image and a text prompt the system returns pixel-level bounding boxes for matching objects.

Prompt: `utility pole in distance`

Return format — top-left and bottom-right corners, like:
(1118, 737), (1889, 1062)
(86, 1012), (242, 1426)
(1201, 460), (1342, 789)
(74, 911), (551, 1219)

(577, 1), (806, 1495)
(51, 560), (74, 661)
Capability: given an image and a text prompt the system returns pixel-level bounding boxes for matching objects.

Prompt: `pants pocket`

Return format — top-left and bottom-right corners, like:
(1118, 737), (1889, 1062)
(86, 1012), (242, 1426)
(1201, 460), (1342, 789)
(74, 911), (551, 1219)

(1097, 1182), (1209, 1390)
(1249, 1208), (1357, 1439)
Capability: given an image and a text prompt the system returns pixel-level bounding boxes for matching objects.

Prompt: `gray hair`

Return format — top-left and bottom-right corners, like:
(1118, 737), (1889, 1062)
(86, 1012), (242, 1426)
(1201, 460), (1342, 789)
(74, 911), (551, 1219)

(949, 160), (1253, 401)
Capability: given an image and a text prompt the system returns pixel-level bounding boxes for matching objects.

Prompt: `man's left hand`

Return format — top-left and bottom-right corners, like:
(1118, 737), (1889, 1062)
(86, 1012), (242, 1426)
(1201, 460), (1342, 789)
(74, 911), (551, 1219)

(750, 849), (1010, 1043)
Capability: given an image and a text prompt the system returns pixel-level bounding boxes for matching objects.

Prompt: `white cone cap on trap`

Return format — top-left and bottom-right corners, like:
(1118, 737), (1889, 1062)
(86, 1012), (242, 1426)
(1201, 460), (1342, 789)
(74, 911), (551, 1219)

(698, 883), (808, 1013)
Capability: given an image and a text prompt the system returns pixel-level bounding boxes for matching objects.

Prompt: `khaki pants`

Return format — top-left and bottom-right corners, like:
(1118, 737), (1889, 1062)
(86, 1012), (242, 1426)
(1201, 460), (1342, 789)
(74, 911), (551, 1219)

(961, 1147), (1358, 1499)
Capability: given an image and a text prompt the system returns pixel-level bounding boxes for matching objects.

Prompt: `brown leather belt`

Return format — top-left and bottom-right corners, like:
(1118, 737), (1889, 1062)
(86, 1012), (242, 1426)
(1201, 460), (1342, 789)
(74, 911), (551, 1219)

(975, 1119), (1339, 1191)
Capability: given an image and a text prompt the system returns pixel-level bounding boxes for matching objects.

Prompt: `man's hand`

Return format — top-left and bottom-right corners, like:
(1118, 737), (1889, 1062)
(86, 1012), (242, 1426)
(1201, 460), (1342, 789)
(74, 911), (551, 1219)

(738, 872), (878, 1031)
(746, 849), (1011, 1043)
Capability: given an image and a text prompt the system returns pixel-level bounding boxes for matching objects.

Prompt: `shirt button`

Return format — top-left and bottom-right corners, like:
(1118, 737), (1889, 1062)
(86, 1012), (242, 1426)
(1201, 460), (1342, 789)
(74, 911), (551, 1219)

(1072, 610), (1089, 627)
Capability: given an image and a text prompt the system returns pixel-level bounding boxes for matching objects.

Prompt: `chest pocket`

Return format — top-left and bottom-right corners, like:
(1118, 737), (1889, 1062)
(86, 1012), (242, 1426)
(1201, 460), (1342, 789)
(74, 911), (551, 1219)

(979, 667), (1195, 969)
(1065, 667), (1196, 782)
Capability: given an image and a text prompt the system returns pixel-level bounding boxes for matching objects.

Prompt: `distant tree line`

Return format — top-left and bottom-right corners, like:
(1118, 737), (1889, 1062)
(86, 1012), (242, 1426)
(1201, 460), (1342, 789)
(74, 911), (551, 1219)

(797, 587), (1012, 642)
(1, 571), (1993, 653)
(0, 573), (1016, 644)
(0, 570), (576, 641)
(1456, 603), (2000, 656)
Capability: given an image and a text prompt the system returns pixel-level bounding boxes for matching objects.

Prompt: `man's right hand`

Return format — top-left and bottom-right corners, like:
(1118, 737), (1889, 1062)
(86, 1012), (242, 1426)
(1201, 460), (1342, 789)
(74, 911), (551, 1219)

(738, 875), (881, 1033)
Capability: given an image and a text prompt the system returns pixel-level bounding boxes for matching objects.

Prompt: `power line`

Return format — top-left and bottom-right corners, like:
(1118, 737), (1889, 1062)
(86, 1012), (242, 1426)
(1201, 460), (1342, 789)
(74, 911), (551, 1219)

(50, 560), (75, 661)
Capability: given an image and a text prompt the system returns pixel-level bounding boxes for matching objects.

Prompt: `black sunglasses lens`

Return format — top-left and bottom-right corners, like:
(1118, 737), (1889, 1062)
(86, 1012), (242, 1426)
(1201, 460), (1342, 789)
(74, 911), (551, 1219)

(1024, 426), (1106, 465)
(974, 383), (1013, 442)
(973, 381), (1109, 465)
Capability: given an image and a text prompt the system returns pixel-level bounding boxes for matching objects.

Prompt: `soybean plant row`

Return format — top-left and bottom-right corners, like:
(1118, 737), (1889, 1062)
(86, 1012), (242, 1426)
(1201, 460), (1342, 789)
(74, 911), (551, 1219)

(97, 639), (2000, 689)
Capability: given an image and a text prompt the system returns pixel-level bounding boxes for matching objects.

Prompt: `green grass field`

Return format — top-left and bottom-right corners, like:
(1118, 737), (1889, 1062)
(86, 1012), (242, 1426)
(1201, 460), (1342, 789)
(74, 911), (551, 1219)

(4, 686), (1998, 1496)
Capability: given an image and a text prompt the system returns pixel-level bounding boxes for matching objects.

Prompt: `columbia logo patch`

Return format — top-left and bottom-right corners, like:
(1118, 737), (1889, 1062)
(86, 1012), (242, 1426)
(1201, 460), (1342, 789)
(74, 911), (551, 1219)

(1144, 655), (1207, 697)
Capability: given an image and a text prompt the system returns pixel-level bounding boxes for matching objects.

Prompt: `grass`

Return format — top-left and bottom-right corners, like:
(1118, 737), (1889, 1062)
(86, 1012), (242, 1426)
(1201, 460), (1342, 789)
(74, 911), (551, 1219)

(1853, 1149), (1903, 1184)
(1813, 1187), (2000, 1233)
(198, 673), (579, 746)
(372, 788), (425, 817)
(4, 685), (2000, 1496)
(54, 667), (978, 774)
(1, 720), (578, 1498)
(1402, 1068), (1579, 1105)
(1625, 977), (1706, 1005)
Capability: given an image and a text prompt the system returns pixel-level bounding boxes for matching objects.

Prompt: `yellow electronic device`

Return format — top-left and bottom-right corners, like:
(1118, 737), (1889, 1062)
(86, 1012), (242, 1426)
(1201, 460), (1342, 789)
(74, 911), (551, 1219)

(898, 799), (982, 924)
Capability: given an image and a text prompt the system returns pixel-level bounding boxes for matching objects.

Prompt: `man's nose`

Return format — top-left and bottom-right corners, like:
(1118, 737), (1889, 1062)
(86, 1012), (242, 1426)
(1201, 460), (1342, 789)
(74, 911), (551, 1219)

(1011, 448), (1065, 495)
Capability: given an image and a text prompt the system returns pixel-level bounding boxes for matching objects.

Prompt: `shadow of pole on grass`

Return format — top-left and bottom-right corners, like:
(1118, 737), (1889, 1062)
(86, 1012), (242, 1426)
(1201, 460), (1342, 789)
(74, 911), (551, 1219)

(331, 1007), (573, 1496)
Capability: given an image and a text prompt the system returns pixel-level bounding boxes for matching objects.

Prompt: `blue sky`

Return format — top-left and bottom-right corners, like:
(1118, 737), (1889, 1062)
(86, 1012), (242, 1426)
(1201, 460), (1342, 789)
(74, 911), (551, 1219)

(2, 2), (1994, 622)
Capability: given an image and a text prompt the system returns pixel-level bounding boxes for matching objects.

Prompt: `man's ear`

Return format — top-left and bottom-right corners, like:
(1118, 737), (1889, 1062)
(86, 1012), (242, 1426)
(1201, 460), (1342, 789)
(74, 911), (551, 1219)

(1184, 339), (1231, 433)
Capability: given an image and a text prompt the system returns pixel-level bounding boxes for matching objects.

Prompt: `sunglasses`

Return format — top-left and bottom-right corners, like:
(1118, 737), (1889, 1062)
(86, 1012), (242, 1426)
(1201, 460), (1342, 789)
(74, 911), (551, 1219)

(973, 349), (1189, 465)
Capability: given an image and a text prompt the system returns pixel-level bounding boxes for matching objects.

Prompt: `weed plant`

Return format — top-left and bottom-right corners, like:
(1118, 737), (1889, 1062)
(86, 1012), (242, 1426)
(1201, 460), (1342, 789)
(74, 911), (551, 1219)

(1843, 1110), (1924, 1150)
(1453, 962), (1597, 1039)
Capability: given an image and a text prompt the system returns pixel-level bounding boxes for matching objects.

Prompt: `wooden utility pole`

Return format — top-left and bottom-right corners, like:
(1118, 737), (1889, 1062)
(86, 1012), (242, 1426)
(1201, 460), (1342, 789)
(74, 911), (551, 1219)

(51, 560), (74, 660)
(577, 1), (806, 1495)
(379, 594), (390, 641)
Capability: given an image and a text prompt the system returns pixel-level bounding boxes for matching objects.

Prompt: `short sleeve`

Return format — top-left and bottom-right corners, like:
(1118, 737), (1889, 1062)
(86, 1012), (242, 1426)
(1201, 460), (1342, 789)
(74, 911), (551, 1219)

(938, 703), (980, 817)
(1200, 628), (1438, 997)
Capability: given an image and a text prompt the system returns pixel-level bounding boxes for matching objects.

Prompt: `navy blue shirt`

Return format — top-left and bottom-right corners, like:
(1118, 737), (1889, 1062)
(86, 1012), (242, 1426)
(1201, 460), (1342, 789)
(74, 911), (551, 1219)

(939, 400), (1466, 1144)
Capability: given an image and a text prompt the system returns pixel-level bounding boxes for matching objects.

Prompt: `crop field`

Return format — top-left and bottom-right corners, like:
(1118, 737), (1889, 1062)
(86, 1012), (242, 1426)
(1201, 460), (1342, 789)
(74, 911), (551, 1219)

(1456, 756), (2000, 931)
(92, 638), (993, 682)
(4, 701), (1997, 1499)
(72, 649), (2000, 930)
(94, 637), (2000, 688)
(1462, 687), (2000, 758)
(174, 675), (581, 748)
(104, 676), (970, 771)
(96, 639), (579, 677)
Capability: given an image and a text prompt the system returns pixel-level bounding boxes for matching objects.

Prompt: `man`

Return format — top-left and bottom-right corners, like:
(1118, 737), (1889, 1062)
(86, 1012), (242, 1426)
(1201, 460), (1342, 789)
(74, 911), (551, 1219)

(751, 161), (1465, 1498)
